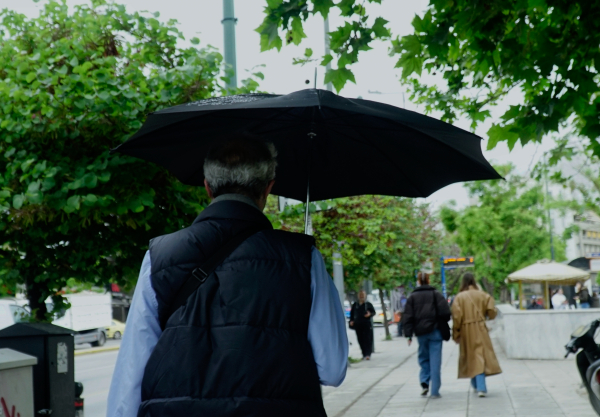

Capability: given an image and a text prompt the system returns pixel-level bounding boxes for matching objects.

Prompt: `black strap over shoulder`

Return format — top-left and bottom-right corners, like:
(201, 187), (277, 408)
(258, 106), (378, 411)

(161, 226), (267, 329)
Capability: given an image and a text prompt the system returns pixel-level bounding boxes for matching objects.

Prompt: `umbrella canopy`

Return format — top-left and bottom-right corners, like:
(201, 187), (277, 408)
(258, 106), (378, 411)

(507, 259), (590, 285)
(112, 89), (501, 202)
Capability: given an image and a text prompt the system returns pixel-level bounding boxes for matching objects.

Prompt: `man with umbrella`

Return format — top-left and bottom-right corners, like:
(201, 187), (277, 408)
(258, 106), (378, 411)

(107, 135), (348, 417)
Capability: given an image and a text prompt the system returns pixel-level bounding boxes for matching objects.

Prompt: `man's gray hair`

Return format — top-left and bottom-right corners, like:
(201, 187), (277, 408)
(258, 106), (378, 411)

(203, 135), (278, 200)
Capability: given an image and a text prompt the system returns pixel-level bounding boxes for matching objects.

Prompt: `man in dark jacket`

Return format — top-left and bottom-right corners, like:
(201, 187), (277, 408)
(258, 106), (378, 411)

(107, 135), (348, 417)
(402, 272), (450, 399)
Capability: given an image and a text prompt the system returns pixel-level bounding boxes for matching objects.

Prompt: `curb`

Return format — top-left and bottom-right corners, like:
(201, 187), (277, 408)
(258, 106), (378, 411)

(74, 345), (120, 356)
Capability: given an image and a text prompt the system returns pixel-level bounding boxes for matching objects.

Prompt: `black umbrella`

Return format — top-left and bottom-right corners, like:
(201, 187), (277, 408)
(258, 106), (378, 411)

(113, 89), (501, 231)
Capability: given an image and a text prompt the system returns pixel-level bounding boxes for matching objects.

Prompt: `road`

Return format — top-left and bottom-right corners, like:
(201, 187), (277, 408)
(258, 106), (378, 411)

(75, 340), (120, 417)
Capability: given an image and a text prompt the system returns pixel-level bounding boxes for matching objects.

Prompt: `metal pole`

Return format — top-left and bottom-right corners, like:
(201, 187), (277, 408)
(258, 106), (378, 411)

(519, 280), (524, 310)
(440, 256), (447, 300)
(324, 17), (332, 92)
(543, 156), (555, 261)
(304, 132), (316, 235)
(333, 251), (345, 309)
(222, 0), (237, 89)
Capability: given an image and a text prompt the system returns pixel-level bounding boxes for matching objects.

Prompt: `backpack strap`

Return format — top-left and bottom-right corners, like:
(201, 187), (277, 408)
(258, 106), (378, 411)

(161, 226), (267, 329)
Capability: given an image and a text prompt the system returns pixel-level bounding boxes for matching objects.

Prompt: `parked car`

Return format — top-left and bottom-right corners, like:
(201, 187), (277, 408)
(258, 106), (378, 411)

(372, 304), (393, 326)
(106, 319), (126, 339)
(343, 301), (351, 319)
(0, 299), (29, 329)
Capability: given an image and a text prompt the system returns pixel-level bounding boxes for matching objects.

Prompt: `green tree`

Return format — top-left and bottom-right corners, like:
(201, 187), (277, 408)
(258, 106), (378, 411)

(0, 0), (261, 320)
(540, 136), (600, 219)
(258, 0), (600, 156)
(440, 165), (566, 301)
(268, 195), (440, 339)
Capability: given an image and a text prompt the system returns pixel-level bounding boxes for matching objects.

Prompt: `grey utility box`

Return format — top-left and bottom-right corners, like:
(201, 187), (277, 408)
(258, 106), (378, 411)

(0, 348), (38, 417)
(0, 323), (75, 417)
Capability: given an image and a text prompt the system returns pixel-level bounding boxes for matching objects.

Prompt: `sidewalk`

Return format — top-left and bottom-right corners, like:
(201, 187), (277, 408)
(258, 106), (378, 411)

(325, 327), (596, 417)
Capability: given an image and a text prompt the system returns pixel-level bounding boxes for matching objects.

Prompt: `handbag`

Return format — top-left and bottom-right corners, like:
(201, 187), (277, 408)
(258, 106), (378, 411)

(432, 291), (451, 341)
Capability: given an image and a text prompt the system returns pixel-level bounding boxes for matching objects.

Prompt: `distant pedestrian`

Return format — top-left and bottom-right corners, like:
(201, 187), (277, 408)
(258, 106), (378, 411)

(392, 286), (407, 337)
(551, 288), (568, 310)
(350, 290), (376, 360)
(575, 282), (591, 309)
(403, 272), (451, 399)
(451, 273), (502, 398)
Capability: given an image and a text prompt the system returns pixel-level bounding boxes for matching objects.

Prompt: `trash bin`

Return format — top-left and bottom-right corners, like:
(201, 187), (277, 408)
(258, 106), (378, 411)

(0, 323), (75, 417)
(0, 348), (38, 417)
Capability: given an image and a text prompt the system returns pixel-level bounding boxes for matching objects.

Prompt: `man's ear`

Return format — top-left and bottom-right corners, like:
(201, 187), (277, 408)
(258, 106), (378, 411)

(264, 180), (275, 198)
(204, 179), (214, 199)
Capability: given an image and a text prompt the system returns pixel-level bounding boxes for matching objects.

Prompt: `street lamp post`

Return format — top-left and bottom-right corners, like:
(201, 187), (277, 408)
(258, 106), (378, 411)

(222, 0), (237, 90)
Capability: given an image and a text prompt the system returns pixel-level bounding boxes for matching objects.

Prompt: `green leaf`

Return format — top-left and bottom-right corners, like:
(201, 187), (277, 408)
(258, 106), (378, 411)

(97, 91), (110, 101)
(371, 17), (390, 38)
(288, 17), (307, 45)
(396, 54), (423, 78)
(82, 194), (97, 206)
(190, 37), (200, 45)
(82, 173), (98, 188)
(26, 73), (37, 83)
(69, 57), (79, 67)
(65, 195), (81, 212)
(266, 0), (283, 7)
(487, 123), (520, 151)
(324, 67), (356, 92)
(304, 48), (313, 58)
(320, 54), (333, 66)
(312, 0), (335, 17)
(42, 177), (56, 191)
(12, 194), (24, 209)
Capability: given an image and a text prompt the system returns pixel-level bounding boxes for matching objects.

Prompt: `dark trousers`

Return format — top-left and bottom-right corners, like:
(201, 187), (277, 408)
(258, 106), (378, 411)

(355, 325), (373, 357)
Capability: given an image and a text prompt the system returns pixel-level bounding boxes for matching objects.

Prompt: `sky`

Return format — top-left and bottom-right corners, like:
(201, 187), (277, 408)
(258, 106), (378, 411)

(1, 0), (558, 210)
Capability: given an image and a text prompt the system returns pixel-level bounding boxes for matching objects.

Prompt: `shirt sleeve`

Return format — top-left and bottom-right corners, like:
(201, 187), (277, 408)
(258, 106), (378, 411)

(107, 251), (162, 417)
(307, 246), (348, 387)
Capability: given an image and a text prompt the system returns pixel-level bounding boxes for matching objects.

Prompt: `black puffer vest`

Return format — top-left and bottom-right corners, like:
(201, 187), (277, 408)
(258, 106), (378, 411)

(138, 200), (325, 417)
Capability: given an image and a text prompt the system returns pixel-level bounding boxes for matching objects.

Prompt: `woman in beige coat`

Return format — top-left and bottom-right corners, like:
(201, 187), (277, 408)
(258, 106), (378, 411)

(451, 273), (502, 397)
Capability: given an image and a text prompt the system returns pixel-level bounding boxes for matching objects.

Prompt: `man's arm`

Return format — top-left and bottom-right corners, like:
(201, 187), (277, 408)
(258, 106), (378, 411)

(307, 247), (348, 387)
(106, 251), (162, 417)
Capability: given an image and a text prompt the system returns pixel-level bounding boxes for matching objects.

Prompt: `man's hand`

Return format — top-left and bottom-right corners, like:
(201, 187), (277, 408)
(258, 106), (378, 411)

(364, 311), (371, 318)
(349, 321), (354, 327)
(407, 338), (412, 347)
(455, 337), (460, 345)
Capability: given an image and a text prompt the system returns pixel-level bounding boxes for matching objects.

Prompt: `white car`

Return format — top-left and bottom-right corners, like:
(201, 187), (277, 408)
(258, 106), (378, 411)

(0, 299), (30, 330)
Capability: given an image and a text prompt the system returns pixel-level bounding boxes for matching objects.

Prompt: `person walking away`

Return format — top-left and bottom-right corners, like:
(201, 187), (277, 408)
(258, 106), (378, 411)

(403, 272), (451, 399)
(451, 273), (502, 398)
(350, 290), (376, 360)
(575, 282), (591, 309)
(551, 288), (568, 310)
(106, 136), (348, 417)
(392, 286), (407, 337)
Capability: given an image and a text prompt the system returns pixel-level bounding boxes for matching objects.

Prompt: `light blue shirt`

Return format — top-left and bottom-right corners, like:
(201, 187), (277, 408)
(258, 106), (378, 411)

(107, 247), (348, 417)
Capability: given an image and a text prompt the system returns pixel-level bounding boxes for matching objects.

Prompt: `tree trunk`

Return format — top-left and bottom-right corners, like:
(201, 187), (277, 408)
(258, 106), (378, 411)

(500, 285), (511, 303)
(378, 288), (391, 340)
(25, 273), (49, 321)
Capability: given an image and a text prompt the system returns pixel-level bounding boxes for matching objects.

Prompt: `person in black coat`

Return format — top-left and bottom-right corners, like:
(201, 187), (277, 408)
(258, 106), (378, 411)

(350, 290), (376, 360)
(403, 272), (451, 399)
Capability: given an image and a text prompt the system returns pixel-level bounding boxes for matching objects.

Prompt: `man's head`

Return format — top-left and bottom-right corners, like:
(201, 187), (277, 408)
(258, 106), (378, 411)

(203, 134), (277, 210)
(358, 290), (367, 302)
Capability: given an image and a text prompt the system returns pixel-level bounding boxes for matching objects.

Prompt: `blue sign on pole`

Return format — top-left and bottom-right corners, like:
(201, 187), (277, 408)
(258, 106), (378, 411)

(441, 256), (475, 300)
